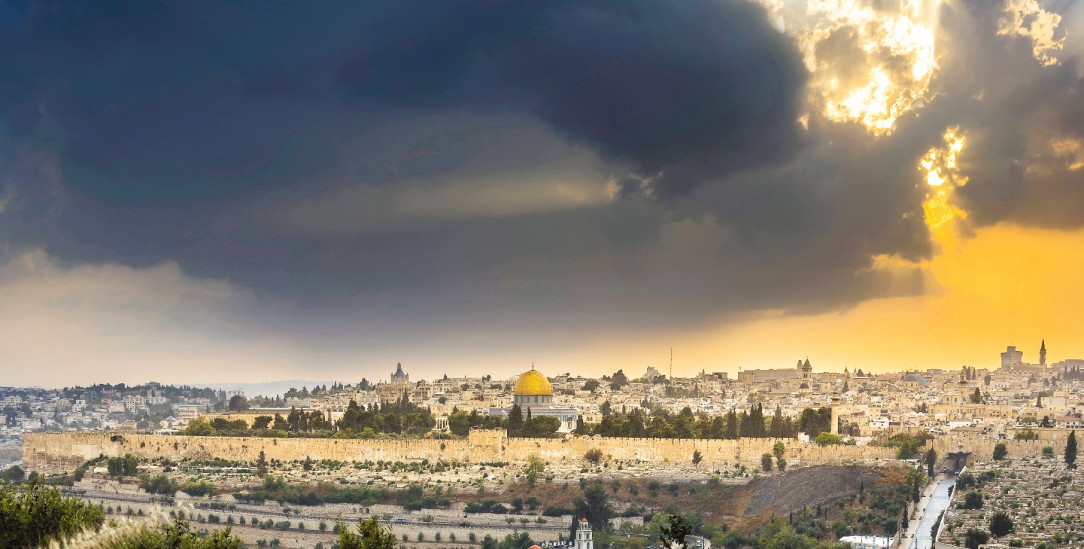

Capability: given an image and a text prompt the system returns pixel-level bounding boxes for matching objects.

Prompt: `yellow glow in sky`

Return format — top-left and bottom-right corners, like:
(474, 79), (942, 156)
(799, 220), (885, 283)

(575, 222), (1084, 376)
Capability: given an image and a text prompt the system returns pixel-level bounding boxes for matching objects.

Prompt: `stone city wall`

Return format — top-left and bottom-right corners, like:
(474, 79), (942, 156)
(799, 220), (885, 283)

(25, 429), (1074, 476)
(23, 430), (893, 475)
(22, 432), (470, 475)
(930, 432), (1071, 462)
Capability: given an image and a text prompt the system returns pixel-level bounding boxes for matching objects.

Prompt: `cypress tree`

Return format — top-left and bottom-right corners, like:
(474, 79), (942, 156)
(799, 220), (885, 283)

(1066, 430), (1078, 469)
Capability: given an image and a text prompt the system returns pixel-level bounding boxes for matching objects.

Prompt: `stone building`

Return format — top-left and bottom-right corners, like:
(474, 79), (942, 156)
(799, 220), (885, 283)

(490, 367), (579, 432)
(375, 363), (413, 404)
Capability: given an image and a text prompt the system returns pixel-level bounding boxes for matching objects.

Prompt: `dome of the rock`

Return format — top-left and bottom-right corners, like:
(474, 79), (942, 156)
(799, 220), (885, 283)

(513, 368), (553, 397)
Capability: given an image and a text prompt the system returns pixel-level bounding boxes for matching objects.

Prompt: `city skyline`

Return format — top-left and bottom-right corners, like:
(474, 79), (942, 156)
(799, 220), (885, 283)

(2, 1), (1084, 386)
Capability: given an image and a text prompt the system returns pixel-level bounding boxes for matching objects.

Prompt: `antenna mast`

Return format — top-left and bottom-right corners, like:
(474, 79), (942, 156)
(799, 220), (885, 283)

(669, 347), (673, 380)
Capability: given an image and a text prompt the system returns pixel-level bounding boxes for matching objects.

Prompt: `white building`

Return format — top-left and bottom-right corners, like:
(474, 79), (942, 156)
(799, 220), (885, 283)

(575, 518), (593, 549)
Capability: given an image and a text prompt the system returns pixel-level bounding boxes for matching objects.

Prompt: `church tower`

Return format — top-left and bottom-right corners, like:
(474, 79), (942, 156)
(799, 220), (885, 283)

(1040, 340), (1047, 367)
(575, 518), (593, 549)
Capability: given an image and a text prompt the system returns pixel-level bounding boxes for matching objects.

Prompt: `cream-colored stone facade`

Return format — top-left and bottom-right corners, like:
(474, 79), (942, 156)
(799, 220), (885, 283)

(23, 429), (1074, 477)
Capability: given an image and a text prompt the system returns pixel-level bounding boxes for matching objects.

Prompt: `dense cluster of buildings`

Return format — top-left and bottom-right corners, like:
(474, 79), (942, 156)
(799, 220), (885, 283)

(5, 341), (1084, 456)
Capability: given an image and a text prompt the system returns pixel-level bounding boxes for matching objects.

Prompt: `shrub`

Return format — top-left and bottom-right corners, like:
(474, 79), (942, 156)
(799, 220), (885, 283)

(0, 481), (105, 547)
(962, 491), (984, 510)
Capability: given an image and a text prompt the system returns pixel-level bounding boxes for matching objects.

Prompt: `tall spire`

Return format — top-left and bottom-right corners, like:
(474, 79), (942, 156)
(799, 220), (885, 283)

(1040, 339), (1047, 366)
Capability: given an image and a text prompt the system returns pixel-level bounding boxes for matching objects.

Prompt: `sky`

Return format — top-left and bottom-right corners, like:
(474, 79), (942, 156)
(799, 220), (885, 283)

(2, 0), (1084, 387)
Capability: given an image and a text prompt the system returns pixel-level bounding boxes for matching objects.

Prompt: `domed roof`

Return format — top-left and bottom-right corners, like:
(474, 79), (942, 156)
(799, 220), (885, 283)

(903, 373), (929, 386)
(514, 368), (553, 396)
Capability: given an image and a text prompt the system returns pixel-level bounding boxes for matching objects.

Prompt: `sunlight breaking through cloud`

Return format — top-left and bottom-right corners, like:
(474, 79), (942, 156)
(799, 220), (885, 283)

(920, 126), (969, 242)
(998, 0), (1067, 66)
(773, 0), (943, 135)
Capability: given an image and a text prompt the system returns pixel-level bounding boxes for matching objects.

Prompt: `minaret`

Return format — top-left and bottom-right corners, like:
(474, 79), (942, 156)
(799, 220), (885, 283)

(575, 518), (593, 549)
(1040, 340), (1047, 367)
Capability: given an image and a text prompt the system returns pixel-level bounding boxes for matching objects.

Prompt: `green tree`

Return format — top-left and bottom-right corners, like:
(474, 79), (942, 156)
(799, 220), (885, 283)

(0, 464), (25, 484)
(969, 388), (984, 404)
(507, 404), (524, 435)
(337, 517), (397, 549)
(525, 454), (545, 489)
(228, 394), (249, 411)
(962, 491), (984, 509)
(610, 369), (628, 390)
(519, 415), (561, 437)
(724, 410), (739, 439)
(964, 528), (989, 549)
(658, 514), (691, 549)
(989, 512), (1014, 538)
(256, 450), (268, 478)
(1013, 428), (1038, 441)
(0, 480), (106, 548)
(815, 432), (843, 446)
(1065, 430), (1077, 469)
(140, 474), (178, 495)
(692, 450), (703, 466)
(772, 441), (786, 462)
(761, 453), (774, 472)
(925, 448), (937, 477)
(992, 442), (1008, 460)
(107, 453), (140, 478)
(570, 480), (613, 539)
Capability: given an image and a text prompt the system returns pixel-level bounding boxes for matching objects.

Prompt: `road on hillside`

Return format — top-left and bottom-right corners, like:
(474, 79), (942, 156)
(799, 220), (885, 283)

(903, 476), (955, 549)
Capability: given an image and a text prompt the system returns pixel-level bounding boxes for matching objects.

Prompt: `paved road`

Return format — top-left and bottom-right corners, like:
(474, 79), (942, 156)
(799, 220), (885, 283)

(901, 476), (955, 549)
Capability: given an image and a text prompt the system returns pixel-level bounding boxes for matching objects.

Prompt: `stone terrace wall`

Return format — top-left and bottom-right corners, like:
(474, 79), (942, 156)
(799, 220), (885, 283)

(24, 430), (900, 476)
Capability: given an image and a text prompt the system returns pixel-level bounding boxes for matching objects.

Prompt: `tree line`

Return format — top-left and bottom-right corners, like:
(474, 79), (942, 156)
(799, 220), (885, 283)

(188, 395), (569, 438)
(188, 398), (844, 441)
(577, 405), (835, 439)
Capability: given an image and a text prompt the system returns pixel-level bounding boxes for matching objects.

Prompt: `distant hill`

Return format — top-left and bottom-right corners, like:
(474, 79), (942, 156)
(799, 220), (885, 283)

(200, 380), (344, 398)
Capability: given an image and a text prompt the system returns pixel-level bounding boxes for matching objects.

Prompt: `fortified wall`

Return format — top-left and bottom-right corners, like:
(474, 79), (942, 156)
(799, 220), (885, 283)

(23, 429), (1065, 476)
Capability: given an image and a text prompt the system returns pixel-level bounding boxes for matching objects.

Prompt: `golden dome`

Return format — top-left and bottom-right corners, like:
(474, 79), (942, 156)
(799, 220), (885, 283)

(513, 368), (553, 396)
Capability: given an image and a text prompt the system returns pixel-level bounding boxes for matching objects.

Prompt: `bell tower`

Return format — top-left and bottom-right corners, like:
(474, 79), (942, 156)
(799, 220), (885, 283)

(1040, 340), (1047, 367)
(575, 518), (593, 549)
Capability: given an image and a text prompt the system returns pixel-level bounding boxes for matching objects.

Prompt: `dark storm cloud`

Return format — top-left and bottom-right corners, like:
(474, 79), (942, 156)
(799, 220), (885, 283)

(1, 0), (1080, 350)
(0, 0), (806, 208)
(923, 0), (1084, 229)
(0, 0), (814, 321)
(334, 0), (808, 196)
